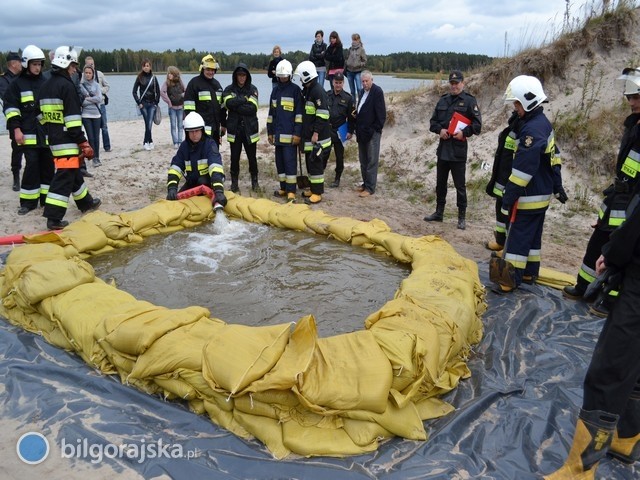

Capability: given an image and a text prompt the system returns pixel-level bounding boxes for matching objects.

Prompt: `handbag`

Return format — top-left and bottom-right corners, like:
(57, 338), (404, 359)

(154, 105), (162, 125)
(328, 68), (343, 77)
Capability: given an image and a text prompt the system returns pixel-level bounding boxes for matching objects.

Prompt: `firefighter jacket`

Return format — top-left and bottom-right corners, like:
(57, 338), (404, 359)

(167, 135), (225, 193)
(603, 182), (640, 278)
(267, 80), (303, 146)
(301, 80), (332, 152)
(502, 107), (556, 215)
(222, 64), (259, 145)
(486, 112), (519, 199)
(3, 69), (48, 148)
(598, 112), (640, 231)
(38, 68), (87, 158)
(184, 72), (226, 138)
(326, 87), (355, 133)
(429, 90), (481, 162)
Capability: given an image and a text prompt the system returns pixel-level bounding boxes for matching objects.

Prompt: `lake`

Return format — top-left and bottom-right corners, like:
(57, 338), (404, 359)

(1, 73), (430, 134)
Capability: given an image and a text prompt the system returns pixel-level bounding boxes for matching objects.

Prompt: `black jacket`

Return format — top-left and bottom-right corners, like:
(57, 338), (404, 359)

(325, 44), (344, 70)
(309, 41), (327, 69)
(267, 56), (284, 84)
(222, 64), (259, 144)
(429, 90), (482, 162)
(326, 88), (355, 133)
(184, 71), (226, 142)
(132, 72), (160, 105)
(355, 83), (386, 144)
(3, 69), (48, 147)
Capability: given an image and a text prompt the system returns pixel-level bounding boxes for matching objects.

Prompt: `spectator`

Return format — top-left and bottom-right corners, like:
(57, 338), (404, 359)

(84, 56), (111, 152)
(223, 63), (260, 192)
(0, 51), (24, 191)
(424, 70), (482, 229)
(184, 54), (225, 146)
(267, 45), (284, 91)
(354, 70), (386, 197)
(309, 30), (327, 88)
(325, 71), (355, 188)
(79, 64), (103, 167)
(325, 31), (344, 90)
(131, 58), (160, 150)
(344, 33), (367, 102)
(160, 66), (186, 149)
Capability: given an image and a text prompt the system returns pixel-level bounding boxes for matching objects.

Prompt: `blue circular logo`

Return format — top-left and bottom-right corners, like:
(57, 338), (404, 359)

(16, 432), (49, 465)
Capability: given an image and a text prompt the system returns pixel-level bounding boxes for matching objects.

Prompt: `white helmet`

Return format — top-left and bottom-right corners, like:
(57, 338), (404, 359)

(21, 45), (45, 68)
(616, 67), (640, 96)
(52, 46), (81, 69)
(184, 112), (205, 131)
(275, 59), (292, 78)
(294, 60), (318, 84)
(503, 75), (547, 112)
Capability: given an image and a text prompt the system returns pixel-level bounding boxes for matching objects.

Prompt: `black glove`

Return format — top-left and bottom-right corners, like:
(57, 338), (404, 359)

(554, 186), (568, 204)
(167, 187), (178, 200)
(213, 190), (227, 209)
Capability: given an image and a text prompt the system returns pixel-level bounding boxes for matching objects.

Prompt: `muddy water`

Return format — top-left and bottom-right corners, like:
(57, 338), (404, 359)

(90, 219), (411, 337)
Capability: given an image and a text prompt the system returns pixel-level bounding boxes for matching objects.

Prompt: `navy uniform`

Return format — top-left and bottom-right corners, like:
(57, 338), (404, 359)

(326, 71), (355, 188)
(267, 69), (303, 201)
(3, 54), (54, 214)
(222, 63), (260, 192)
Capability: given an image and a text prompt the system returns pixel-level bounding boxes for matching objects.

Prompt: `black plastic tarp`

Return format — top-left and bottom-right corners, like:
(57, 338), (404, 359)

(2, 262), (638, 479)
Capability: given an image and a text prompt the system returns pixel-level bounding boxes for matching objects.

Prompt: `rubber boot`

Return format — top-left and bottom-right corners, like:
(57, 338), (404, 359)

(330, 172), (341, 188)
(12, 172), (20, 192)
(230, 176), (239, 193)
(424, 204), (444, 222)
(609, 386), (640, 464)
(251, 174), (259, 192)
(457, 209), (466, 230)
(544, 408), (618, 479)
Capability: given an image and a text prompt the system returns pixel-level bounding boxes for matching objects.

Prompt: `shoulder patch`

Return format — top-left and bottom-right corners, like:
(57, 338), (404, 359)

(316, 98), (322, 106)
(523, 135), (534, 147)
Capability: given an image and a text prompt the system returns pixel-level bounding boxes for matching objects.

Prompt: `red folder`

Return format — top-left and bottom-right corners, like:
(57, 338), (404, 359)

(447, 112), (471, 138)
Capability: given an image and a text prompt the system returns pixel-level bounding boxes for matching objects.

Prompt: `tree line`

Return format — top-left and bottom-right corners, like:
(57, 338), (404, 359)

(36, 48), (492, 74)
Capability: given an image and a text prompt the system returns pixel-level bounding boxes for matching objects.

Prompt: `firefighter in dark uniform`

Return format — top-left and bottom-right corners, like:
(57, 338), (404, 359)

(563, 67), (640, 317)
(294, 60), (332, 204)
(1, 51), (24, 191)
(166, 112), (227, 210)
(494, 75), (559, 292)
(3, 45), (54, 215)
(267, 60), (303, 203)
(543, 181), (640, 478)
(39, 46), (101, 230)
(326, 71), (355, 188)
(184, 54), (226, 146)
(222, 63), (260, 193)
(485, 112), (567, 251)
(424, 70), (482, 230)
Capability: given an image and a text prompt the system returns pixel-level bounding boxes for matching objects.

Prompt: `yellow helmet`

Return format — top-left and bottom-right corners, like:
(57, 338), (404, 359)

(200, 54), (219, 71)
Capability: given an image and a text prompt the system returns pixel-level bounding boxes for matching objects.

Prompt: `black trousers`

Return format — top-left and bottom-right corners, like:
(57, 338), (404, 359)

(20, 147), (54, 209)
(575, 227), (612, 290)
(11, 139), (23, 174)
(305, 146), (331, 195)
(229, 128), (258, 178)
(43, 167), (96, 221)
(583, 272), (640, 415)
(435, 159), (467, 210)
(493, 196), (508, 246)
(330, 128), (344, 175)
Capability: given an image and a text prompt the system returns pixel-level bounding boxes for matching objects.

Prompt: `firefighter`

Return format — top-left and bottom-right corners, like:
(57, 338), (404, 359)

(166, 112), (226, 210)
(0, 51), (24, 191)
(267, 59), (303, 203)
(543, 181), (640, 478)
(294, 60), (332, 204)
(494, 75), (559, 292)
(326, 71), (355, 188)
(3, 45), (54, 215)
(222, 63), (260, 193)
(183, 54), (226, 146)
(39, 46), (101, 230)
(562, 67), (640, 317)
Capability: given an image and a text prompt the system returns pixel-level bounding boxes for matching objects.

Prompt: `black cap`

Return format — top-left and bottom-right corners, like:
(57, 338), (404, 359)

(6, 52), (20, 62)
(449, 70), (464, 83)
(333, 71), (344, 81)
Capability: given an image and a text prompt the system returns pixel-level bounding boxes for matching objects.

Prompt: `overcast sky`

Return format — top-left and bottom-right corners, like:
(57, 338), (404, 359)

(2, 0), (585, 58)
